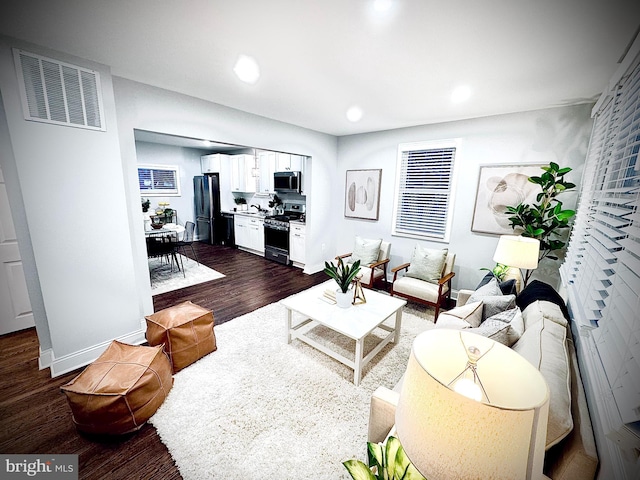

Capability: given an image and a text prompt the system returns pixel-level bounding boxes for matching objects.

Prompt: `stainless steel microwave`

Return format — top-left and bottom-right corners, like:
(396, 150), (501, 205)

(274, 171), (302, 193)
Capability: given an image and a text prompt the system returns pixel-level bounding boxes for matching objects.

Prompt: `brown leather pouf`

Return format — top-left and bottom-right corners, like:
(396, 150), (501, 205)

(145, 301), (217, 372)
(60, 340), (173, 435)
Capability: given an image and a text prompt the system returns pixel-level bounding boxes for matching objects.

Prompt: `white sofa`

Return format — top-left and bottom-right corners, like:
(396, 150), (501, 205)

(367, 284), (599, 480)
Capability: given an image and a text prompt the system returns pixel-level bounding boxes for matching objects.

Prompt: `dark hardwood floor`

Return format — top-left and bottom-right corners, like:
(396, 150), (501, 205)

(0, 243), (327, 479)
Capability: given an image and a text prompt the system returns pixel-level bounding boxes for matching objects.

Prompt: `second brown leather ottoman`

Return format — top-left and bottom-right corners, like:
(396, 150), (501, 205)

(145, 301), (217, 372)
(60, 340), (173, 435)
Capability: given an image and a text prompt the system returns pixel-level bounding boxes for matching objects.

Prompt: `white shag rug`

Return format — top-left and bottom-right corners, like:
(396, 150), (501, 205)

(149, 254), (225, 295)
(149, 300), (434, 479)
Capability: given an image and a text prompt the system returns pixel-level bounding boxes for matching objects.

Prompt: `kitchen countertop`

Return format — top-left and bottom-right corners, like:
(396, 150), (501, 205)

(223, 210), (267, 218)
(222, 210), (305, 224)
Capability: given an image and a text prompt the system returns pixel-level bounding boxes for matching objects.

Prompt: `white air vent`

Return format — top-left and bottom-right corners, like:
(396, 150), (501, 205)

(13, 49), (106, 131)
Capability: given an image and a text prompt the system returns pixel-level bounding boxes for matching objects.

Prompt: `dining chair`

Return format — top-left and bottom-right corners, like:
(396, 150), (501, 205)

(175, 221), (199, 264)
(146, 237), (184, 277)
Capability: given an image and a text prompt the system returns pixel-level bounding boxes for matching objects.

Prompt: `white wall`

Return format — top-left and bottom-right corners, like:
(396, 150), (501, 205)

(135, 141), (203, 225)
(0, 36), (146, 374)
(114, 77), (339, 286)
(336, 104), (593, 292)
(1, 36), (338, 376)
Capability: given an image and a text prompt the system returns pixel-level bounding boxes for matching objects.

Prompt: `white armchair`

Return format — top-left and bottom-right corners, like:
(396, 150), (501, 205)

(337, 240), (391, 289)
(390, 251), (456, 320)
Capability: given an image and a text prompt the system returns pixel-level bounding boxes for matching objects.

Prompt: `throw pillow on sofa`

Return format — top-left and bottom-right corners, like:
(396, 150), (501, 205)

(482, 307), (524, 346)
(351, 236), (382, 265)
(517, 280), (570, 320)
(470, 276), (502, 296)
(435, 301), (483, 329)
(476, 272), (517, 296)
(466, 320), (511, 346)
(405, 245), (448, 284)
(467, 277), (516, 321)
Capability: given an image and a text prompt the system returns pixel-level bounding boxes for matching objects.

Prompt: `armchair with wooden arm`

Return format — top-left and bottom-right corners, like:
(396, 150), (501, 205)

(390, 252), (456, 321)
(337, 240), (391, 289)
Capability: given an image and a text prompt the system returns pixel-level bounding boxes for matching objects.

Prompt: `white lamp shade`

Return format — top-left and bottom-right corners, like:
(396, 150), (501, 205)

(493, 235), (540, 270)
(396, 329), (549, 480)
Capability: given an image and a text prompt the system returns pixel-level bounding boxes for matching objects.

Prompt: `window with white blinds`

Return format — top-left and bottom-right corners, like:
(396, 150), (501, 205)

(392, 140), (458, 241)
(138, 165), (180, 196)
(13, 49), (106, 131)
(560, 58), (640, 426)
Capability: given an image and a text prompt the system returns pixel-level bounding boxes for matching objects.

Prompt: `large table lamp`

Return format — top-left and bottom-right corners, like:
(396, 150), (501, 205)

(395, 329), (549, 480)
(493, 235), (540, 286)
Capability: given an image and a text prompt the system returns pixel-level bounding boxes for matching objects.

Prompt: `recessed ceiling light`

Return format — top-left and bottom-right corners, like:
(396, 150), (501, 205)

(451, 85), (472, 103)
(233, 55), (260, 84)
(346, 106), (363, 122)
(373, 0), (393, 12)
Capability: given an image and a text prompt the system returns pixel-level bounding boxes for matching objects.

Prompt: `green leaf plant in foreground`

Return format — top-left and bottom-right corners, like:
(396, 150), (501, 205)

(504, 162), (576, 283)
(343, 436), (426, 480)
(324, 257), (361, 293)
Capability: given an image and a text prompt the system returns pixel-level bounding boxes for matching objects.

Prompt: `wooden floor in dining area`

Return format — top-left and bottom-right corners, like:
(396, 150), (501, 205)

(0, 243), (327, 480)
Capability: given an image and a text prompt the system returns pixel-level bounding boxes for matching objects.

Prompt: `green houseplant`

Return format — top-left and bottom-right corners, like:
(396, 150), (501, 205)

(324, 257), (361, 294)
(234, 196), (247, 210)
(324, 257), (361, 308)
(343, 436), (426, 480)
(504, 162), (576, 282)
(480, 262), (510, 281)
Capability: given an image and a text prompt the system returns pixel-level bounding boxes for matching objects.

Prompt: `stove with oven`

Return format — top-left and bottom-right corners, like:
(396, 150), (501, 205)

(263, 202), (305, 265)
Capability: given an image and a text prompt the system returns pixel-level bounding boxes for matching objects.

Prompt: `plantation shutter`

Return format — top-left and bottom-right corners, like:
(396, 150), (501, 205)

(560, 58), (640, 426)
(393, 141), (457, 241)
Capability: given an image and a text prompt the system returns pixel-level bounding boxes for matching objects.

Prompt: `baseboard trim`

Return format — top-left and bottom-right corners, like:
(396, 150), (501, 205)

(38, 347), (53, 370)
(45, 327), (147, 378)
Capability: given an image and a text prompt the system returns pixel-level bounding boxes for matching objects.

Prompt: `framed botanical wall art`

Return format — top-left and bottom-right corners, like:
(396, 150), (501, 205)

(345, 169), (382, 220)
(471, 164), (544, 235)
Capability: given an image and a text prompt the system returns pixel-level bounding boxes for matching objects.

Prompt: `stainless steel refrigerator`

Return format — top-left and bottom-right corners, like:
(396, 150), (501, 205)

(194, 174), (221, 244)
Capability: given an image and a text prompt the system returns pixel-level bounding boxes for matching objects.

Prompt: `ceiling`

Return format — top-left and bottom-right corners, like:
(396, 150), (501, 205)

(1, 1), (639, 137)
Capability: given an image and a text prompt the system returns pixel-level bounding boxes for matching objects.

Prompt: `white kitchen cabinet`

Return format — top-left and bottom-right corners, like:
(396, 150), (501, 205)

(290, 155), (304, 172)
(234, 215), (251, 249)
(234, 214), (264, 253)
(200, 153), (228, 173)
(276, 153), (291, 171)
(230, 154), (258, 193)
(275, 153), (304, 172)
(248, 217), (264, 253)
(289, 222), (306, 267)
(257, 150), (276, 193)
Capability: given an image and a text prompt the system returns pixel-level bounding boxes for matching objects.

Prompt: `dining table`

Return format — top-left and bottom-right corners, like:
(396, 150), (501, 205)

(145, 224), (186, 276)
(145, 223), (185, 240)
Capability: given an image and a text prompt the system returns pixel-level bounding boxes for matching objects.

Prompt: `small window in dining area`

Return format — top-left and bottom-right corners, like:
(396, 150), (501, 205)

(392, 140), (459, 242)
(138, 164), (180, 196)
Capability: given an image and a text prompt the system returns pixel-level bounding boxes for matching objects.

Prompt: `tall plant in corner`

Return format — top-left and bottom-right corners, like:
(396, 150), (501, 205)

(505, 162), (576, 277)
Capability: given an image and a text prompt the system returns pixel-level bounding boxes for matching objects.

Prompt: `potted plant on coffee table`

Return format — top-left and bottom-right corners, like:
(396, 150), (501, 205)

(324, 257), (361, 308)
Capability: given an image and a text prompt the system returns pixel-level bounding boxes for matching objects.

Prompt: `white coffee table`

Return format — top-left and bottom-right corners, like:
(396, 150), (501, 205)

(281, 280), (407, 386)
